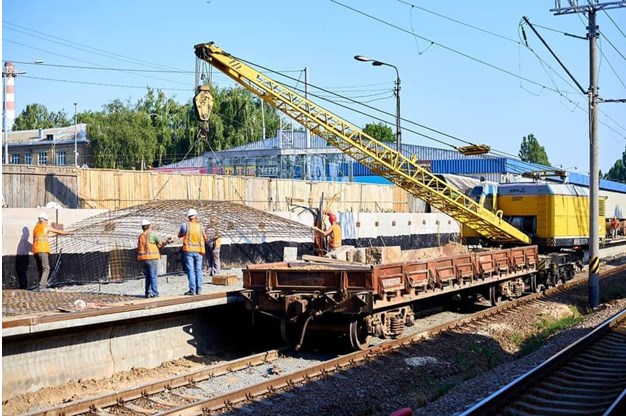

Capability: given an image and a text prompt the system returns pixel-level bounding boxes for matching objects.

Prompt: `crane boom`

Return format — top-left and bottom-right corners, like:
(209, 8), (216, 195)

(194, 42), (531, 245)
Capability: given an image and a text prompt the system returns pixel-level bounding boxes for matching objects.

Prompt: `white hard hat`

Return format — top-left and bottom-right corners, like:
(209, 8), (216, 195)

(38, 213), (49, 221)
(141, 219), (151, 226)
(186, 208), (198, 218)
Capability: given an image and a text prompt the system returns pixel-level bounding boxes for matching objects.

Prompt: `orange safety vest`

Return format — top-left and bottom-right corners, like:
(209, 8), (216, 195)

(32, 222), (50, 254)
(182, 221), (205, 254)
(137, 231), (160, 261)
(329, 223), (342, 250)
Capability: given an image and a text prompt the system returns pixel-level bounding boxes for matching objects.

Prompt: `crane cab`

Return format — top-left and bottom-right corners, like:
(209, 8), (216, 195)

(463, 181), (606, 250)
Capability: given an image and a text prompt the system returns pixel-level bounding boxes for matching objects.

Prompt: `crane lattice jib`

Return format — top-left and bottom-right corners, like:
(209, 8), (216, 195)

(194, 42), (531, 245)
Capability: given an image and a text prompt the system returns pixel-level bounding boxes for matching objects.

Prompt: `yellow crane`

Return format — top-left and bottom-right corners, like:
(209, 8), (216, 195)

(193, 42), (531, 245)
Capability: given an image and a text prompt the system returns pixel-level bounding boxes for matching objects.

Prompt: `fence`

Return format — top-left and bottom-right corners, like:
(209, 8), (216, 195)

(3, 165), (420, 213)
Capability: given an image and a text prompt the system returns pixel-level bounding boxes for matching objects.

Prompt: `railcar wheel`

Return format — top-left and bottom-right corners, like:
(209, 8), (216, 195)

(489, 285), (501, 306)
(349, 318), (372, 350)
(529, 274), (545, 293)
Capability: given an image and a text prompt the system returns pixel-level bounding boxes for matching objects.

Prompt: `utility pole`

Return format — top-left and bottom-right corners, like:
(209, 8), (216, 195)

(74, 102), (78, 167)
(551, 0), (625, 308)
(304, 67), (310, 180)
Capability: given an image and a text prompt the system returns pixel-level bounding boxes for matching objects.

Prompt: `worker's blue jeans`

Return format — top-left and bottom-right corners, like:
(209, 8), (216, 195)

(184, 251), (204, 294)
(142, 259), (159, 297)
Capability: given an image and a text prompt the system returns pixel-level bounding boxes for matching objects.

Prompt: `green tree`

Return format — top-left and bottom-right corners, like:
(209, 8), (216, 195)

(24, 86), (283, 169)
(363, 122), (395, 143)
(13, 103), (71, 130)
(204, 85), (280, 151)
(519, 134), (550, 166)
(81, 99), (158, 169)
(135, 88), (197, 165)
(604, 147), (626, 183)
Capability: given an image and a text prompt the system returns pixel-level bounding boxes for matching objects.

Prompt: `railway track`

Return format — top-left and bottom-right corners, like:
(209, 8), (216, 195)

(26, 262), (626, 416)
(459, 308), (626, 416)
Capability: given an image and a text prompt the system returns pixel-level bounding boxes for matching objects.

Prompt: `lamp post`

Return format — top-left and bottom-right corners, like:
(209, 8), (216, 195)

(354, 55), (401, 152)
(2, 71), (7, 165)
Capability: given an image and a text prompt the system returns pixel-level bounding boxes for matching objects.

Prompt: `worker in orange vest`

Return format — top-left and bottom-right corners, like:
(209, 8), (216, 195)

(31, 212), (69, 291)
(314, 212), (342, 254)
(178, 208), (208, 295)
(137, 219), (172, 298)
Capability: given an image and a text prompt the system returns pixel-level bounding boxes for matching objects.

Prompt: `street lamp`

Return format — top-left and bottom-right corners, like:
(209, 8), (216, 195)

(354, 55), (401, 152)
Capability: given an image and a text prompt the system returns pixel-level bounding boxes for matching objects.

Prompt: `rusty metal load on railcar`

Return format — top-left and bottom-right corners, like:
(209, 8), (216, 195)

(240, 246), (579, 350)
(243, 246), (540, 315)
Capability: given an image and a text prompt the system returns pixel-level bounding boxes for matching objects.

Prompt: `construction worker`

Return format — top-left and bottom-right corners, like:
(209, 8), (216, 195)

(314, 212), (342, 254)
(31, 212), (69, 291)
(610, 217), (620, 239)
(178, 208), (207, 295)
(137, 219), (172, 298)
(207, 232), (222, 276)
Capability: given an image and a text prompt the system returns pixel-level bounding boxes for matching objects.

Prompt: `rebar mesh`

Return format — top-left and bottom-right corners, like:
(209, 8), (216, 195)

(47, 200), (313, 286)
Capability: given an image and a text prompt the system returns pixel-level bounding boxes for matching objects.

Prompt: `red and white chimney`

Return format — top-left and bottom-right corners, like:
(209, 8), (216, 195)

(4, 61), (16, 132)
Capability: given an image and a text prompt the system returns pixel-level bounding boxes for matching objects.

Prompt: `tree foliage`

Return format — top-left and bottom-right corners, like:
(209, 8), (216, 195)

(204, 85), (280, 151)
(604, 147), (626, 183)
(519, 134), (550, 166)
(363, 122), (395, 143)
(19, 86), (282, 169)
(13, 103), (71, 130)
(81, 100), (158, 169)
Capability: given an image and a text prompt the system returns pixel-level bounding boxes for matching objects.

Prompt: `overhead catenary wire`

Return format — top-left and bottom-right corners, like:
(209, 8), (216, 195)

(225, 55), (542, 165)
(7, 8), (623, 170)
(396, 0), (521, 44)
(330, 1), (624, 144)
(602, 8), (626, 40)
(3, 38), (191, 87)
(330, 0), (583, 97)
(3, 22), (185, 71)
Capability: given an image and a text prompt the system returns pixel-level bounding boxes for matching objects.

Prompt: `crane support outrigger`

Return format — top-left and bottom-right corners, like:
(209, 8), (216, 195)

(193, 42), (531, 245)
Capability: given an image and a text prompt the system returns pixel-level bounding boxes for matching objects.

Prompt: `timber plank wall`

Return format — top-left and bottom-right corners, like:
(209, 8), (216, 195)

(2, 165), (417, 212)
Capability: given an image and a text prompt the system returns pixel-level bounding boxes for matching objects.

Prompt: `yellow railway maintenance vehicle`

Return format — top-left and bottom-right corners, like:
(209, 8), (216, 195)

(464, 181), (606, 251)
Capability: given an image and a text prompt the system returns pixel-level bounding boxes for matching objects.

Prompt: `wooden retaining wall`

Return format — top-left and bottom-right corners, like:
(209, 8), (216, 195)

(2, 165), (419, 212)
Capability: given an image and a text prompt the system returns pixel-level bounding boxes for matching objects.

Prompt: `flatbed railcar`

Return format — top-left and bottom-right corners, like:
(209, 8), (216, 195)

(241, 246), (580, 350)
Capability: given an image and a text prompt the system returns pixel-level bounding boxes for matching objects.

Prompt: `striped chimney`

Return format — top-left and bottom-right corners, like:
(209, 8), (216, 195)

(4, 61), (16, 132)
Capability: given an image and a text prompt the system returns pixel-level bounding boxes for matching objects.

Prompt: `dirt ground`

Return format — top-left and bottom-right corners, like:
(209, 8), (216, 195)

(2, 357), (208, 415)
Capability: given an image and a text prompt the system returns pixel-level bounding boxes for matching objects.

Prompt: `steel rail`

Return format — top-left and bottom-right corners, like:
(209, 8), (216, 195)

(24, 349), (283, 416)
(458, 308), (626, 416)
(29, 262), (626, 416)
(153, 264), (626, 415)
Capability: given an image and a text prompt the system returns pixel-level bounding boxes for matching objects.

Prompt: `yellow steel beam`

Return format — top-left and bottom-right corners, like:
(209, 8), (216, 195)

(194, 42), (531, 245)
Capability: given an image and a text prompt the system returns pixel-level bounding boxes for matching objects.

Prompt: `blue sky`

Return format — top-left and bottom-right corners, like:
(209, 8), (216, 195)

(3, 0), (625, 173)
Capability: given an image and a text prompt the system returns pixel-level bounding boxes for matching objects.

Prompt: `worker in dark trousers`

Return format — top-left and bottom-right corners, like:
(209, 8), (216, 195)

(137, 219), (172, 298)
(32, 213), (69, 291)
(207, 232), (222, 276)
(178, 209), (208, 295)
